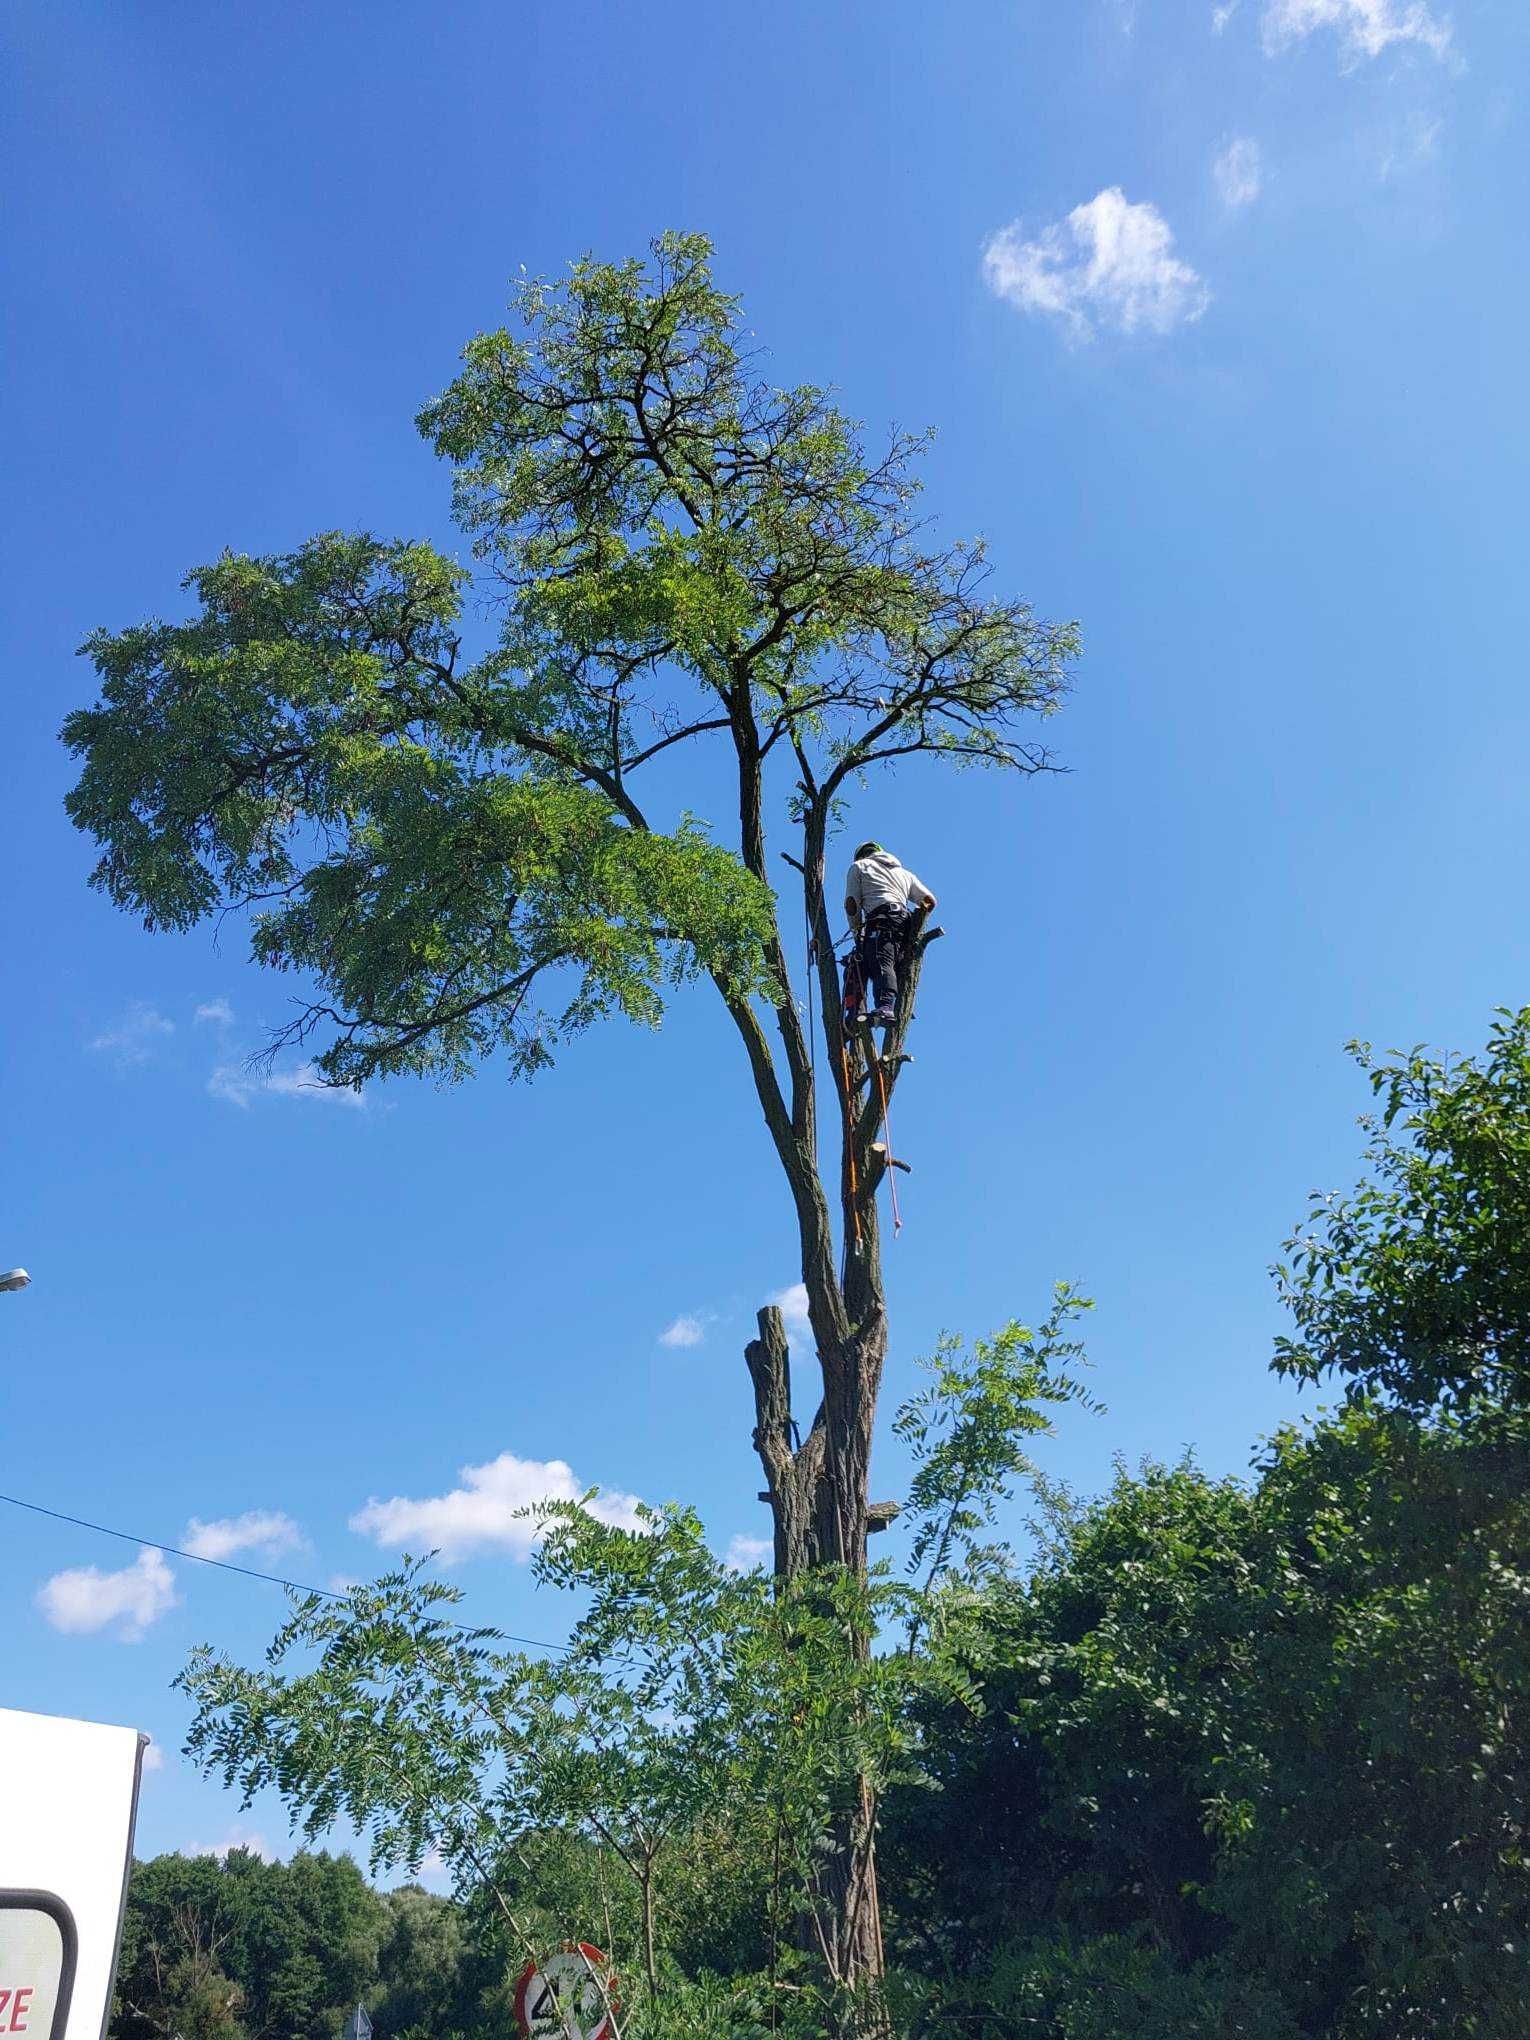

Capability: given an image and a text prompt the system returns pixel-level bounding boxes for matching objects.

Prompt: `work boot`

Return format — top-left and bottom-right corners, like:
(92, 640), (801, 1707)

(871, 1007), (896, 1029)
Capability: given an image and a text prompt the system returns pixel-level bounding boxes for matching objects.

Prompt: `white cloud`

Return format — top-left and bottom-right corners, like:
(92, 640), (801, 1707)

(263, 1063), (364, 1106)
(187, 1826), (275, 1862)
(1214, 136), (1264, 207)
(194, 998), (235, 1027)
(1260, 0), (1452, 62)
(725, 1534), (771, 1572)
(350, 1451), (645, 1563)
(209, 1060), (366, 1110)
(659, 1313), (709, 1349)
(89, 1002), (174, 1066)
(768, 1282), (812, 1352)
(208, 1064), (259, 1108)
(141, 1740), (167, 1773)
(36, 1547), (178, 1640)
(982, 188), (1211, 342)
(1378, 108), (1443, 175)
(1213, 1), (1241, 27)
(416, 1847), (452, 1892)
(182, 1510), (304, 1563)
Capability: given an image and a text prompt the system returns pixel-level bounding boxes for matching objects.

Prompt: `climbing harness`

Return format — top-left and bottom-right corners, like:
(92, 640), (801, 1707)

(840, 939), (866, 1036)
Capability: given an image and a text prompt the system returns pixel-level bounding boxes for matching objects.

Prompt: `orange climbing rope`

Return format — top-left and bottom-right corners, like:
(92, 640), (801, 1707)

(872, 1046), (903, 1237)
(840, 1036), (864, 1251)
(803, 883), (818, 1095)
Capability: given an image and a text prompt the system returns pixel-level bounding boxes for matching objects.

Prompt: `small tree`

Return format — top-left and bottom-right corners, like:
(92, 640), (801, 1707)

(179, 1507), (915, 2032)
(893, 1286), (1098, 1647)
(176, 1309), (1093, 2030)
(65, 232), (1076, 1979)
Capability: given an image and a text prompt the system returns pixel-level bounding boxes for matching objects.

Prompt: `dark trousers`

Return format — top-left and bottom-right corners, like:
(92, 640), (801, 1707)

(859, 908), (907, 1015)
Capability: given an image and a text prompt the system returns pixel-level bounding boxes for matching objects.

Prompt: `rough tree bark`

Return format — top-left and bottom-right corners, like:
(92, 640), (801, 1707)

(739, 839), (942, 1992)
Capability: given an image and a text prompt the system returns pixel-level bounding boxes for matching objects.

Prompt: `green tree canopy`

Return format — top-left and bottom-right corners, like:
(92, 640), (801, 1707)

(116, 1849), (386, 2040)
(1274, 1008), (1530, 1412)
(885, 1396), (1529, 2037)
(63, 234), (1072, 1094)
(883, 1007), (1530, 2037)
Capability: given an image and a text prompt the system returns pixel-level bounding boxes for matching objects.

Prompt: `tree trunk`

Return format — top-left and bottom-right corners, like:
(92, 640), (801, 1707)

(737, 865), (939, 2014)
(745, 1305), (885, 1581)
(743, 911), (937, 1578)
(639, 1855), (659, 1999)
(747, 1301), (889, 2001)
(820, 1778), (885, 1994)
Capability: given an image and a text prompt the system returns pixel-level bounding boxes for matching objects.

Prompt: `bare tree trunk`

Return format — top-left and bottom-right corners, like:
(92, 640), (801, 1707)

(821, 1777), (886, 1992)
(639, 1853), (659, 2000)
(746, 1309), (887, 1577)
(748, 1299), (889, 2007)
(740, 889), (940, 2017)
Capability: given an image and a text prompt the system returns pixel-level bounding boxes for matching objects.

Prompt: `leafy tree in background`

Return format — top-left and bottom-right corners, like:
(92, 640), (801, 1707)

(1275, 1008), (1530, 1412)
(882, 1016), (1530, 2037)
(65, 232), (1076, 1986)
(372, 1886), (509, 2040)
(115, 1851), (248, 2040)
(116, 1850), (386, 2040)
(248, 1852), (382, 2038)
(116, 1856), (512, 2040)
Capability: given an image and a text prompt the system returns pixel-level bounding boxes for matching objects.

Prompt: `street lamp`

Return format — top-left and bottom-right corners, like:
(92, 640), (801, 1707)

(0, 1269), (31, 1293)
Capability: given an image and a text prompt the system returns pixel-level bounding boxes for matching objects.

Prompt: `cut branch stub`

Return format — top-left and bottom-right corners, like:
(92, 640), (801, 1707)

(745, 1303), (795, 1492)
(745, 1303), (831, 1578)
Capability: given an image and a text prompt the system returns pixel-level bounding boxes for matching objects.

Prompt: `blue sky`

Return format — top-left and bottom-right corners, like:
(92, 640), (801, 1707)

(3, 0), (1526, 1864)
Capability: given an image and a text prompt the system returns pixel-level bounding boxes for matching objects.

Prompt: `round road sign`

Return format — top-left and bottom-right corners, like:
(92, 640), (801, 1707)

(512, 1943), (616, 2040)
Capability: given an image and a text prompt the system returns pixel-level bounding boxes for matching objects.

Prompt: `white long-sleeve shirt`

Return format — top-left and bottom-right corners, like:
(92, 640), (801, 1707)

(844, 849), (934, 920)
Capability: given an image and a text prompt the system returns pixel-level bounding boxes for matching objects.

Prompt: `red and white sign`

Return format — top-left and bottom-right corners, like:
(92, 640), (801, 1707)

(0, 1710), (144, 2040)
(0, 1898), (73, 2040)
(512, 1944), (616, 2039)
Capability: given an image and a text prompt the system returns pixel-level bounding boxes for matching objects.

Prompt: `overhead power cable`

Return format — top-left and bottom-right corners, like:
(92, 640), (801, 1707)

(0, 1489), (570, 1655)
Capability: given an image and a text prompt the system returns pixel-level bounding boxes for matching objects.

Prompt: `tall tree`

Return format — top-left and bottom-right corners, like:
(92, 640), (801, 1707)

(64, 232), (1075, 1983)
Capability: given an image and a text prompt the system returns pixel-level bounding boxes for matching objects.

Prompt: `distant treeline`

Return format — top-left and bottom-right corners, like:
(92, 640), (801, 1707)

(114, 1851), (510, 2040)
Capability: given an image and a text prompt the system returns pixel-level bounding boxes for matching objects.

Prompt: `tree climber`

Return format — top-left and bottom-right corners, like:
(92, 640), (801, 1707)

(844, 841), (937, 1029)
